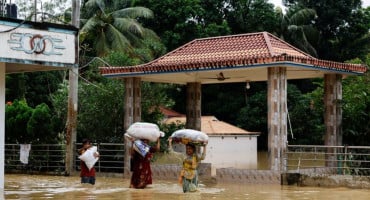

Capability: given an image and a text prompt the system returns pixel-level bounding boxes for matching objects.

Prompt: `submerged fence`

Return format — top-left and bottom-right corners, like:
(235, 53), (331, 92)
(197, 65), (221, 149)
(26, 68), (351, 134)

(5, 143), (370, 177)
(4, 143), (125, 175)
(285, 145), (370, 176)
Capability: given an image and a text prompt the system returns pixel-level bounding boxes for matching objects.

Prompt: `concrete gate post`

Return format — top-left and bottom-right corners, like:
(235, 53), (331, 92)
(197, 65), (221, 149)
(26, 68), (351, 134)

(267, 67), (288, 172)
(186, 82), (202, 131)
(123, 77), (141, 176)
(324, 74), (342, 168)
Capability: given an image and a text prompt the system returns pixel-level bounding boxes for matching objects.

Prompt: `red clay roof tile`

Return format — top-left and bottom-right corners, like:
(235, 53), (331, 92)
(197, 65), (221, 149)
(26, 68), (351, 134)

(100, 32), (367, 78)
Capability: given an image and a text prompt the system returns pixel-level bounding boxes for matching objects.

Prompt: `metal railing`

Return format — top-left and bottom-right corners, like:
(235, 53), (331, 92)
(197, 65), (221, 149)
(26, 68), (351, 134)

(5, 143), (125, 175)
(75, 143), (125, 173)
(285, 145), (370, 176)
(5, 144), (65, 174)
(6, 143), (370, 176)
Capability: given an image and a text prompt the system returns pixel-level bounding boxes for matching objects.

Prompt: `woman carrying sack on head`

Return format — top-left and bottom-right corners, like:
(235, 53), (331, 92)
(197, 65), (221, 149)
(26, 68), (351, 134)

(169, 138), (207, 193)
(129, 138), (160, 189)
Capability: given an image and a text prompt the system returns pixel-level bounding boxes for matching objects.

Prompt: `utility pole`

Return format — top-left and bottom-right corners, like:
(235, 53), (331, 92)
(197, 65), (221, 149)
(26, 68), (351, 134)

(34, 0), (37, 21)
(65, 0), (80, 176)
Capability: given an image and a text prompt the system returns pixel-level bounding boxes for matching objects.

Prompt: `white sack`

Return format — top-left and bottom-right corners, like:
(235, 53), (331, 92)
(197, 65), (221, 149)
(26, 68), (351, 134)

(125, 122), (165, 142)
(78, 146), (99, 171)
(171, 129), (209, 143)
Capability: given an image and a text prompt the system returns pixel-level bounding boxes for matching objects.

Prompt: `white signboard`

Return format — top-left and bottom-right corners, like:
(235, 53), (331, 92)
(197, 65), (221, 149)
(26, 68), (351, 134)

(0, 23), (76, 65)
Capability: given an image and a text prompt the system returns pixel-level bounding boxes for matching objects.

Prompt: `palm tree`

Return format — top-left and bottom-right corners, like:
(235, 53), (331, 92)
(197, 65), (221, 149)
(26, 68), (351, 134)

(80, 0), (160, 58)
(275, 7), (318, 57)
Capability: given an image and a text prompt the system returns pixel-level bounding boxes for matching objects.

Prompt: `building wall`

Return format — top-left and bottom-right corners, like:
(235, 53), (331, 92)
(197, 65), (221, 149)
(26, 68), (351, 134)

(204, 135), (258, 169)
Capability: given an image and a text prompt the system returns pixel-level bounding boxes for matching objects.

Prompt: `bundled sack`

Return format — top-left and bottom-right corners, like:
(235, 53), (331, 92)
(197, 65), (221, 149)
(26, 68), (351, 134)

(133, 140), (151, 157)
(125, 122), (165, 142)
(78, 146), (99, 170)
(170, 129), (208, 145)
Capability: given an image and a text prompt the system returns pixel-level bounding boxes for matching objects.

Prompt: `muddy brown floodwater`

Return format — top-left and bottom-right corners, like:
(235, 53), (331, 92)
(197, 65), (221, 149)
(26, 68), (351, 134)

(3, 174), (370, 200)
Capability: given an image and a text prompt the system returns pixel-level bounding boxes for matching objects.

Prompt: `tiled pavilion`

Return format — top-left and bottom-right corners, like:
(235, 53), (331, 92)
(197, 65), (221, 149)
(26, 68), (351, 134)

(100, 32), (367, 173)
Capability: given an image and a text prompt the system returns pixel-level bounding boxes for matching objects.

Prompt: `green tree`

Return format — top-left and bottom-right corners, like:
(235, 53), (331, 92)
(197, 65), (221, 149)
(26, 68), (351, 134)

(235, 82), (327, 149)
(5, 100), (33, 143)
(287, 82), (325, 145)
(341, 58), (370, 145)
(5, 100), (59, 144)
(51, 78), (126, 143)
(202, 83), (246, 123)
(225, 0), (279, 34)
(285, 0), (370, 61)
(77, 80), (126, 142)
(6, 71), (66, 108)
(334, 7), (370, 61)
(80, 0), (162, 58)
(285, 57), (370, 146)
(5, 73), (26, 102)
(133, 0), (231, 51)
(236, 88), (268, 150)
(27, 103), (58, 143)
(275, 6), (318, 56)
(133, 0), (201, 51)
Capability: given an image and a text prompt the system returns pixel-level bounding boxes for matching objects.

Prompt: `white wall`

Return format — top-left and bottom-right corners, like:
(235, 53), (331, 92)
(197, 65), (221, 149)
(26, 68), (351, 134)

(203, 135), (258, 169)
(173, 135), (258, 170)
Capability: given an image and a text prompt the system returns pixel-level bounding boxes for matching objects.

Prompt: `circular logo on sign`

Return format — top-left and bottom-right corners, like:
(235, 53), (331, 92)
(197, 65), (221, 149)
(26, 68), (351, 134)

(30, 34), (46, 54)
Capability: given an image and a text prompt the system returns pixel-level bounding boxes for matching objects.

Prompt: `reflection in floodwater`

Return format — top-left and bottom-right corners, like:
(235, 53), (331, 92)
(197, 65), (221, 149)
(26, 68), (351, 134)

(4, 174), (370, 200)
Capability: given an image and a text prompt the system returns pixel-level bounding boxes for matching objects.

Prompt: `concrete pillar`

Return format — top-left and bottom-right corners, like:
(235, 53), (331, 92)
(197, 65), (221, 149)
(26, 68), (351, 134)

(185, 82), (201, 130)
(267, 67), (287, 171)
(123, 77), (141, 175)
(324, 74), (342, 168)
(0, 63), (5, 190)
(65, 66), (78, 176)
(133, 78), (141, 122)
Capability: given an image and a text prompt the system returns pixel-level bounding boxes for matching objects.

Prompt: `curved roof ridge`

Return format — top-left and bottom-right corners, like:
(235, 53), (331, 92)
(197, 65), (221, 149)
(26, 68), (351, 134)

(192, 31), (266, 41)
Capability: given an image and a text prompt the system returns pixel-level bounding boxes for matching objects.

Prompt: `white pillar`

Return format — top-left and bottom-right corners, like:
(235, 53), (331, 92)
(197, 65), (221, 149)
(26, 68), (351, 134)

(0, 63), (5, 190)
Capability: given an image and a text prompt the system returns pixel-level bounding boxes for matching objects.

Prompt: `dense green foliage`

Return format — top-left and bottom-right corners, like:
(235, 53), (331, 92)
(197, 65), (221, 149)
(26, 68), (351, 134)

(341, 58), (370, 145)
(133, 0), (232, 50)
(275, 7), (318, 56)
(225, 0), (279, 34)
(6, 71), (65, 108)
(285, 0), (370, 61)
(5, 100), (61, 144)
(80, 0), (165, 58)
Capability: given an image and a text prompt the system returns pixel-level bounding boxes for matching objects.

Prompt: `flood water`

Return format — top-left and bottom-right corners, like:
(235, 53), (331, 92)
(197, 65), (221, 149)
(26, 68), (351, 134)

(3, 174), (370, 200)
